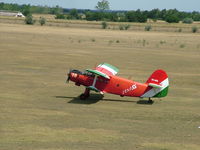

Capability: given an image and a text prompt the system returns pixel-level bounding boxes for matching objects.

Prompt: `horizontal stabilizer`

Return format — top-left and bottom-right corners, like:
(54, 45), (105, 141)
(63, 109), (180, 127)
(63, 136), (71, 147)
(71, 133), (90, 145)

(148, 83), (163, 88)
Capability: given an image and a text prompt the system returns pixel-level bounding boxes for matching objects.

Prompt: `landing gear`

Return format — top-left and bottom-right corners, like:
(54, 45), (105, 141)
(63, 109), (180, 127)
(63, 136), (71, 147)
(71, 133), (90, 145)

(80, 88), (90, 100)
(148, 98), (153, 104)
(80, 94), (89, 100)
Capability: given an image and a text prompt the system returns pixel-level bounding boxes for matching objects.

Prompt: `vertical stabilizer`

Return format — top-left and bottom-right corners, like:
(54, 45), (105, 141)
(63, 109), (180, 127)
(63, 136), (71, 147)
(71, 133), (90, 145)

(141, 70), (169, 98)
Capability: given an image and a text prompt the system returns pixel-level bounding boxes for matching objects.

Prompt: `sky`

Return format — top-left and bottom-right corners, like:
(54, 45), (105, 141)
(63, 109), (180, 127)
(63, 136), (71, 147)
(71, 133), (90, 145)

(0, 0), (200, 12)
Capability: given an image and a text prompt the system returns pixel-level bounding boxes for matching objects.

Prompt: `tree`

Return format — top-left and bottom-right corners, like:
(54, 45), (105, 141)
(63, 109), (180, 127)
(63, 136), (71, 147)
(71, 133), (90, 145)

(148, 9), (160, 19)
(125, 11), (137, 22)
(69, 9), (79, 19)
(95, 0), (110, 11)
(165, 9), (180, 23)
(55, 13), (65, 19)
(116, 12), (127, 22)
(50, 5), (63, 14)
(192, 11), (200, 21)
(135, 9), (147, 23)
(125, 10), (147, 23)
(85, 11), (104, 21)
(21, 4), (31, 16)
(165, 15), (180, 23)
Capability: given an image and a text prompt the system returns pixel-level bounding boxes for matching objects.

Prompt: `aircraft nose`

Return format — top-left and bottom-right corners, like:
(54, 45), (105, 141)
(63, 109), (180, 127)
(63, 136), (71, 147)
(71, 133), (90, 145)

(69, 72), (79, 82)
(71, 72), (78, 78)
(66, 69), (82, 83)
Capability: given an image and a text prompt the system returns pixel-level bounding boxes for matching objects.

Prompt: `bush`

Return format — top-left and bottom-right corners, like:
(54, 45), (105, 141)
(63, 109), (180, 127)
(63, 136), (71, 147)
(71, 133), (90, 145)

(39, 17), (46, 26)
(119, 25), (124, 30)
(178, 28), (182, 32)
(192, 26), (198, 33)
(182, 18), (193, 24)
(101, 21), (108, 29)
(180, 44), (186, 48)
(116, 40), (120, 43)
(25, 14), (35, 25)
(55, 14), (65, 19)
(124, 24), (130, 30)
(119, 24), (130, 30)
(145, 25), (152, 31)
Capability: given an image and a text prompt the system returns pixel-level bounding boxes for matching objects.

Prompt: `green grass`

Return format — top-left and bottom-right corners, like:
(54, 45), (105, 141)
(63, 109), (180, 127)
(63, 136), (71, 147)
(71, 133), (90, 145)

(0, 23), (200, 150)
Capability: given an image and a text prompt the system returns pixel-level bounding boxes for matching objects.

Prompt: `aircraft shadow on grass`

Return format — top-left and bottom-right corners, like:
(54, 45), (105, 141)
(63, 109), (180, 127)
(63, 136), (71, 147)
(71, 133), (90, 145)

(55, 94), (103, 104)
(55, 94), (154, 105)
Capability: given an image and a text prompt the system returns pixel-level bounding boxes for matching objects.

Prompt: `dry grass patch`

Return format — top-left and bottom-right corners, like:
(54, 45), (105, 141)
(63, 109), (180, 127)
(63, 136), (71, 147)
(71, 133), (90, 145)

(0, 23), (200, 150)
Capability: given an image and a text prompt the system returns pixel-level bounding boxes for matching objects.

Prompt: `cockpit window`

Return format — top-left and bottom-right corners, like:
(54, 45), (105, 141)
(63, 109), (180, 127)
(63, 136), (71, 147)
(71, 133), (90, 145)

(71, 70), (83, 75)
(83, 71), (95, 77)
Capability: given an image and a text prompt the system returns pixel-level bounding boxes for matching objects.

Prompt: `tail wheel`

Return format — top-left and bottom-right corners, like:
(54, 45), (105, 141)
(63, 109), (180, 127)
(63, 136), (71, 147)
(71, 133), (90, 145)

(148, 98), (153, 104)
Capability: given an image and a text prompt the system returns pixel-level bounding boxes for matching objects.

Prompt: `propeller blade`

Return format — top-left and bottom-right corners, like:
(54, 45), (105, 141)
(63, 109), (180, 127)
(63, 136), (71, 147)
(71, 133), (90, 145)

(66, 76), (70, 83)
(66, 69), (72, 83)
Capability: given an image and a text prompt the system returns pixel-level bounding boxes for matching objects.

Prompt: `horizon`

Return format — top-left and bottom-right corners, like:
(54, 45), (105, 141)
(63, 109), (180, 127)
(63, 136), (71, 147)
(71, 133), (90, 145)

(0, 0), (200, 12)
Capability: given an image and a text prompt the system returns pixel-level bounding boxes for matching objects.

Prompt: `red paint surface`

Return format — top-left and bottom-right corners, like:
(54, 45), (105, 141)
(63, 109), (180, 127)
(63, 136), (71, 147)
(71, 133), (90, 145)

(69, 69), (168, 98)
(69, 73), (148, 97)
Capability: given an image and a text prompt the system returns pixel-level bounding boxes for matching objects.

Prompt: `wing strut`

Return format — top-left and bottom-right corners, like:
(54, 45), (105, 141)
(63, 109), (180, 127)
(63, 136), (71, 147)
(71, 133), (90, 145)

(92, 75), (97, 87)
(87, 74), (100, 92)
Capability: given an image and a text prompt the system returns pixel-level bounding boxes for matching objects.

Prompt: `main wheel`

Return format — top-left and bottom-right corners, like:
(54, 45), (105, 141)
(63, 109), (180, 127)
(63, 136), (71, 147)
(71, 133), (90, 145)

(80, 94), (89, 100)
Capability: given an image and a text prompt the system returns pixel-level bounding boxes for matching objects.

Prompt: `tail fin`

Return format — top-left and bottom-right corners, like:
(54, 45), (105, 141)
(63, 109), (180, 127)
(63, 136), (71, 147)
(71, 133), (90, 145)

(141, 70), (169, 98)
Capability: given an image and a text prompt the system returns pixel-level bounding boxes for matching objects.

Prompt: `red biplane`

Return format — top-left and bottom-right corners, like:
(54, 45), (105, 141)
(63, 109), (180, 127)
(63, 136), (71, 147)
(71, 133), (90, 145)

(67, 63), (169, 103)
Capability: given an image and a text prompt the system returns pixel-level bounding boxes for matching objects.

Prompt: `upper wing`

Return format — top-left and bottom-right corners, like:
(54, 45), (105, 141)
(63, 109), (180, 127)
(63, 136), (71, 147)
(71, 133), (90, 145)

(86, 63), (119, 79)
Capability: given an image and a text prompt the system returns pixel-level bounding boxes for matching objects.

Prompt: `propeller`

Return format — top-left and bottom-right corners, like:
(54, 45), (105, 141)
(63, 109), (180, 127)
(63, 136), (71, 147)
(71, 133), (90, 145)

(66, 69), (72, 83)
(66, 69), (83, 83)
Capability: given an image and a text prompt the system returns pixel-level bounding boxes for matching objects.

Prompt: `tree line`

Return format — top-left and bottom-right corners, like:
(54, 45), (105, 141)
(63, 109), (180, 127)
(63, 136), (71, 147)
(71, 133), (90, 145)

(0, 3), (63, 16)
(1, 2), (200, 23)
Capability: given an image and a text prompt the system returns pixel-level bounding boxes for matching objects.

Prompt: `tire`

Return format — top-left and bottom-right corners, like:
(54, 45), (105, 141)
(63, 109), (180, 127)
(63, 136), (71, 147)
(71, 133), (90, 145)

(148, 99), (153, 104)
(80, 94), (89, 100)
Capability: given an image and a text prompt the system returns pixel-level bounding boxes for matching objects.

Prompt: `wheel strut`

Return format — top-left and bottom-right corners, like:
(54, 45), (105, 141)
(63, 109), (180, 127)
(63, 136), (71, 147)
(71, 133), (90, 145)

(148, 98), (153, 104)
(80, 88), (90, 100)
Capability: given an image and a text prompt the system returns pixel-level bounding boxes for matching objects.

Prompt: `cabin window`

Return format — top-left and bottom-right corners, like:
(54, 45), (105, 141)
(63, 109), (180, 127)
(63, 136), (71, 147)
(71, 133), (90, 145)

(83, 71), (94, 77)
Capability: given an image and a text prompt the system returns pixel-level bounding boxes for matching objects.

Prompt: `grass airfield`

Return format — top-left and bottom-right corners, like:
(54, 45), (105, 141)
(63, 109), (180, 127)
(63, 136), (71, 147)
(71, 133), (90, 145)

(0, 23), (200, 150)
